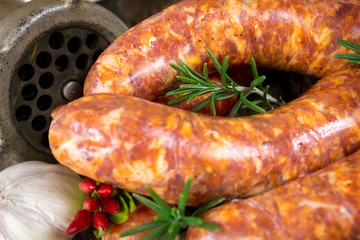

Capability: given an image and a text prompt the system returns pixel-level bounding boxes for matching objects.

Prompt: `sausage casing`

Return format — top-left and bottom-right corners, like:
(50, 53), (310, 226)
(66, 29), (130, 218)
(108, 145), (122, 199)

(186, 148), (360, 240)
(84, 0), (359, 100)
(49, 68), (360, 205)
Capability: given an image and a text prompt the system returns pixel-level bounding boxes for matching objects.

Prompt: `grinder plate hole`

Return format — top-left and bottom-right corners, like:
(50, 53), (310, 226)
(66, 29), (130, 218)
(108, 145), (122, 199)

(68, 37), (81, 53)
(36, 52), (52, 69)
(76, 54), (89, 70)
(18, 64), (35, 81)
(37, 95), (52, 111)
(39, 72), (54, 89)
(21, 84), (38, 101)
(55, 55), (69, 72)
(31, 115), (47, 131)
(49, 32), (64, 50)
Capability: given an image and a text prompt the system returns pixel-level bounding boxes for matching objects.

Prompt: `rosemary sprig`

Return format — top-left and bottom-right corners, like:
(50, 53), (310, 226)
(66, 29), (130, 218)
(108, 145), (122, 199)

(118, 178), (225, 240)
(166, 49), (285, 117)
(334, 40), (360, 64)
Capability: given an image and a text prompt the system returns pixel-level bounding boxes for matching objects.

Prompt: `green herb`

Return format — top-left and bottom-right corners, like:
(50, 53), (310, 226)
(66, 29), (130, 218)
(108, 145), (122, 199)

(166, 49), (285, 117)
(334, 40), (360, 64)
(118, 178), (226, 240)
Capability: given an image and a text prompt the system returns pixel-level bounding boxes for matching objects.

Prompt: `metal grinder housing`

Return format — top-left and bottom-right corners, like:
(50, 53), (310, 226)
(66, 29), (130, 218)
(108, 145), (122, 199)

(0, 0), (128, 170)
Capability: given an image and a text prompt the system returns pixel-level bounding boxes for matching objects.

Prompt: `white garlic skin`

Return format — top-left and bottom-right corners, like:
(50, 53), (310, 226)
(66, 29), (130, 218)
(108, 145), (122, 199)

(0, 161), (86, 240)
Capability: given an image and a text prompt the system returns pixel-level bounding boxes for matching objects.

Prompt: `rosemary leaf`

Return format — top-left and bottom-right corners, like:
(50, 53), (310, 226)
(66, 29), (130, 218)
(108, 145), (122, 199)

(178, 178), (192, 216)
(220, 56), (230, 89)
(145, 186), (172, 213)
(197, 221), (221, 231)
(334, 53), (360, 61)
(251, 57), (259, 79)
(179, 84), (213, 90)
(191, 197), (226, 217)
(176, 76), (199, 84)
(337, 40), (360, 53)
(250, 57), (265, 91)
(154, 214), (174, 221)
(162, 223), (182, 240)
(229, 97), (243, 117)
(240, 99), (264, 109)
(347, 59), (360, 64)
(118, 220), (167, 237)
(191, 96), (212, 112)
(207, 49), (222, 73)
(169, 63), (188, 76)
(240, 92), (266, 113)
(187, 89), (215, 103)
(140, 223), (170, 240)
(167, 221), (181, 234)
(210, 91), (217, 116)
(180, 216), (204, 226)
(263, 85), (273, 110)
(250, 75), (266, 89)
(166, 88), (198, 97)
(178, 60), (207, 82)
(206, 50), (235, 86)
(132, 193), (169, 215)
(214, 91), (239, 101)
(203, 63), (216, 86)
(178, 60), (208, 85)
(167, 92), (198, 105)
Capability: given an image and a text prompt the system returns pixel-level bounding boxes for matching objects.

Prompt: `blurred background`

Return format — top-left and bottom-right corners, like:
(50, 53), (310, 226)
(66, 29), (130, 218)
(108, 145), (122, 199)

(90, 0), (180, 26)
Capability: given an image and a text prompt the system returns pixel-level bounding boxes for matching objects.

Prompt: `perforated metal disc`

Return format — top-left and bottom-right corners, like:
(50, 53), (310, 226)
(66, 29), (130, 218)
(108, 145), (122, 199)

(11, 28), (109, 153)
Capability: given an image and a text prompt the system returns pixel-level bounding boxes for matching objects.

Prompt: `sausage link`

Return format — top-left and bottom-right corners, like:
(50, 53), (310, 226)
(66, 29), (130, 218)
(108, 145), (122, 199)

(49, 68), (360, 206)
(84, 0), (359, 100)
(186, 148), (360, 240)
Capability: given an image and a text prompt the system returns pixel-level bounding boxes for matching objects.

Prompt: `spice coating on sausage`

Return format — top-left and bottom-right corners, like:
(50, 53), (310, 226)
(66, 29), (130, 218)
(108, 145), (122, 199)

(49, 68), (360, 205)
(186, 148), (360, 240)
(84, 0), (359, 100)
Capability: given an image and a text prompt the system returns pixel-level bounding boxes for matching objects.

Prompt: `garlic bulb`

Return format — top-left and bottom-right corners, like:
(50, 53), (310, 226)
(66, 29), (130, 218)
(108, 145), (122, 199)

(0, 161), (86, 240)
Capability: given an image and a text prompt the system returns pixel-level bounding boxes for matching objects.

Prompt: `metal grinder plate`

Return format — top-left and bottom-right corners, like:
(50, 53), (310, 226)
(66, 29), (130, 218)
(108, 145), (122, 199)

(11, 28), (110, 154)
(0, 0), (128, 169)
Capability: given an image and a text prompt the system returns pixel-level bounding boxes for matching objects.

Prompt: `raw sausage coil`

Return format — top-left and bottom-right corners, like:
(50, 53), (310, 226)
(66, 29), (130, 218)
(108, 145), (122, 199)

(84, 0), (359, 100)
(186, 148), (360, 240)
(49, 68), (360, 206)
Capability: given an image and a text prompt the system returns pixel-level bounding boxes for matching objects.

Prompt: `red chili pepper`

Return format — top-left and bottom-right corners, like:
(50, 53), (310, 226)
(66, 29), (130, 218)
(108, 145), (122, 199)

(96, 183), (113, 198)
(93, 211), (109, 232)
(100, 197), (120, 214)
(79, 178), (97, 194)
(83, 196), (99, 212)
(66, 210), (92, 236)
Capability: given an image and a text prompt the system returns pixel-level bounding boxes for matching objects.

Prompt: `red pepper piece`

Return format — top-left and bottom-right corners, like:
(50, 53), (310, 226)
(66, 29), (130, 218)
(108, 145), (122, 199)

(66, 210), (92, 236)
(93, 211), (109, 232)
(79, 178), (97, 194)
(100, 197), (120, 214)
(96, 183), (113, 198)
(83, 196), (99, 212)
